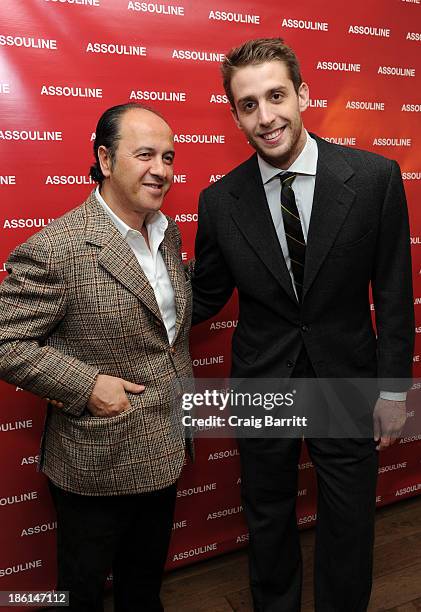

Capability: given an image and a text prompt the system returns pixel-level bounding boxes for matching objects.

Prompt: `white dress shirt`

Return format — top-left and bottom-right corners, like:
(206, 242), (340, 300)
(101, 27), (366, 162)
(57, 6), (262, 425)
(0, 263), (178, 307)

(95, 187), (177, 344)
(257, 133), (405, 402)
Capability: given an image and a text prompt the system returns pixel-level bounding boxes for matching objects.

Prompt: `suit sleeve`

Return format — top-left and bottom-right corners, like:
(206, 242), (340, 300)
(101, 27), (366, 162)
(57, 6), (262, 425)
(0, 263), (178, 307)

(0, 237), (100, 416)
(192, 189), (235, 324)
(371, 159), (414, 391)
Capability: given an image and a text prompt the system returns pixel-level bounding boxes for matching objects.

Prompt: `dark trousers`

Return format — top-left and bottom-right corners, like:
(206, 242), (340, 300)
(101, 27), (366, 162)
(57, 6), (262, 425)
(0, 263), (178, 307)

(238, 351), (379, 612)
(239, 437), (378, 612)
(48, 481), (177, 612)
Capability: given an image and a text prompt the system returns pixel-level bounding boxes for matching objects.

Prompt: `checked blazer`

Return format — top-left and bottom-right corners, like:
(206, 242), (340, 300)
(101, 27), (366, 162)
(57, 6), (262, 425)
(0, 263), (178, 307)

(0, 191), (193, 495)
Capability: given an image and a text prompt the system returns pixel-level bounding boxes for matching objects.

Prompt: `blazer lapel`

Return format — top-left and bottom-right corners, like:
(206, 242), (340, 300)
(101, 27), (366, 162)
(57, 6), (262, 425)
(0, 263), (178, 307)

(83, 193), (162, 321)
(303, 137), (356, 299)
(230, 155), (298, 304)
(160, 234), (187, 343)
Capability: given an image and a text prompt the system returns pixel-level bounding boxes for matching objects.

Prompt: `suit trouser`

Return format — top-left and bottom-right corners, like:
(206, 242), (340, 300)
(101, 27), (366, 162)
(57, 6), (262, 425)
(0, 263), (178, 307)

(48, 480), (177, 612)
(238, 436), (378, 612)
(237, 352), (378, 612)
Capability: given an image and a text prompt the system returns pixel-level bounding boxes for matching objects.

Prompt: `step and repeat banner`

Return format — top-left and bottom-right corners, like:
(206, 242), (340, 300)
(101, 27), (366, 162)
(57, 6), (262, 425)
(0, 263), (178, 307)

(1, 0), (421, 606)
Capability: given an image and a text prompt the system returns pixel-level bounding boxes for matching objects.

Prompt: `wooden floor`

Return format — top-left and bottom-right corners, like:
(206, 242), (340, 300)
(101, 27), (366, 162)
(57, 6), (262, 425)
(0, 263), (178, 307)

(105, 495), (421, 611)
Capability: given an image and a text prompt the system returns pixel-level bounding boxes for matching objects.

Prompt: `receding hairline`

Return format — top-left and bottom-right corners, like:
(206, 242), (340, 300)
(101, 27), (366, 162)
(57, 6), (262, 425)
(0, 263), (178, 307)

(119, 106), (172, 130)
(113, 107), (174, 150)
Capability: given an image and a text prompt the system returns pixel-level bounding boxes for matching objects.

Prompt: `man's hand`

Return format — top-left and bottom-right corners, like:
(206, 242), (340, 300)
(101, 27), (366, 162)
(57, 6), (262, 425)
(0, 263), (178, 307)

(87, 374), (145, 417)
(373, 398), (407, 451)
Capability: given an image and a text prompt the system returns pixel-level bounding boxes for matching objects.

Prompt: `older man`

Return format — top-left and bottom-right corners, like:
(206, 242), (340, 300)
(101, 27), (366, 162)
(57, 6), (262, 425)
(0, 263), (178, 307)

(0, 103), (192, 612)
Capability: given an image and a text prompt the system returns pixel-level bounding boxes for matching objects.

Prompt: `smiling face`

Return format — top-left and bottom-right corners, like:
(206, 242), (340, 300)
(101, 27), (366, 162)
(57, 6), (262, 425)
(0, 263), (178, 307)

(98, 108), (174, 228)
(230, 61), (309, 169)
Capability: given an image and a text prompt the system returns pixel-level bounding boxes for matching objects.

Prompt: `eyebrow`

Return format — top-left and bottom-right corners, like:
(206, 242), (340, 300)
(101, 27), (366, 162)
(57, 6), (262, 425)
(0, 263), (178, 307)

(237, 86), (289, 106)
(133, 146), (175, 156)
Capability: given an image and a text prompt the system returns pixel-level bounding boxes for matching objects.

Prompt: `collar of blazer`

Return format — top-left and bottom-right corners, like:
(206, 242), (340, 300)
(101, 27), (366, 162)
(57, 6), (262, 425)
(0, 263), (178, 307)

(226, 133), (357, 303)
(82, 190), (188, 340)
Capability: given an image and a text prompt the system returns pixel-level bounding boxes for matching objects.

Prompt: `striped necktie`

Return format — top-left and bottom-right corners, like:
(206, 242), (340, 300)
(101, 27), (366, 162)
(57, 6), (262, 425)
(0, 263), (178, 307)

(280, 172), (306, 301)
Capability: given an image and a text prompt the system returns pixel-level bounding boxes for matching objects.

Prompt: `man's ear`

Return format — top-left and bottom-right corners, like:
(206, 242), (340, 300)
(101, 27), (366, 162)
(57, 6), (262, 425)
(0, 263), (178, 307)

(298, 82), (310, 113)
(230, 106), (242, 131)
(98, 145), (112, 178)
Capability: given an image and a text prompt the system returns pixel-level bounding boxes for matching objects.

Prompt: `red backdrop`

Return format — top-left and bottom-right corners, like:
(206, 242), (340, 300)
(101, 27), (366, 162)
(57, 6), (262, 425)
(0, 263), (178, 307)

(1, 0), (420, 607)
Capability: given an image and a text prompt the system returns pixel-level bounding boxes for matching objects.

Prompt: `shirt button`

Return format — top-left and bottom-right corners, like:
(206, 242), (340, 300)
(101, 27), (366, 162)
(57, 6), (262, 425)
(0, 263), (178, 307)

(287, 360), (295, 368)
(301, 324), (309, 332)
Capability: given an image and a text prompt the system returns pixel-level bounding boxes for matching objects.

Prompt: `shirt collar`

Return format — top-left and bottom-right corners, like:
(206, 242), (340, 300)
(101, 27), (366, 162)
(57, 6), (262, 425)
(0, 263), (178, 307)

(257, 130), (318, 185)
(95, 186), (168, 239)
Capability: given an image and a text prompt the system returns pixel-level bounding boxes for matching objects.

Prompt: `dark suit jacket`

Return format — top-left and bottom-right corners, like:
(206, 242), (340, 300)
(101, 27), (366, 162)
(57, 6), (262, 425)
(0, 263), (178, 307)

(0, 192), (193, 495)
(192, 135), (414, 392)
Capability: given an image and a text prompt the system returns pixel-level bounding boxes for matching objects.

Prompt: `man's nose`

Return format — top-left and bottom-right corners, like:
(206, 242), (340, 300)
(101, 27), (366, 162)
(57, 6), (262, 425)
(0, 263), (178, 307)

(258, 103), (275, 126)
(149, 157), (166, 178)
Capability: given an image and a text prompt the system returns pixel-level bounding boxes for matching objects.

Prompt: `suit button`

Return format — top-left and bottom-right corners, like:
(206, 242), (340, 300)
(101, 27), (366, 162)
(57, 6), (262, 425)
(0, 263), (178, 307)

(287, 360), (295, 368)
(170, 347), (176, 355)
(301, 324), (309, 332)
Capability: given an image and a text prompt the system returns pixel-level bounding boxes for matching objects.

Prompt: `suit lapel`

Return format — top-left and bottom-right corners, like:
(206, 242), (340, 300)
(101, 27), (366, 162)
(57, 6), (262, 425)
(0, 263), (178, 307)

(84, 193), (162, 321)
(230, 155), (298, 304)
(303, 136), (356, 299)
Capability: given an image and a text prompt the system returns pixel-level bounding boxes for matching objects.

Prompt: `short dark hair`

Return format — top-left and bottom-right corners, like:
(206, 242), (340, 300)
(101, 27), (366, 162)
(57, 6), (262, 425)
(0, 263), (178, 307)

(89, 103), (167, 183)
(221, 38), (303, 108)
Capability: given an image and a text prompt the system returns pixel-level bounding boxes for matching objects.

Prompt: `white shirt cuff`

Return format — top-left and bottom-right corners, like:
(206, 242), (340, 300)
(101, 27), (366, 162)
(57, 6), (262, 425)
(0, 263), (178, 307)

(379, 391), (407, 401)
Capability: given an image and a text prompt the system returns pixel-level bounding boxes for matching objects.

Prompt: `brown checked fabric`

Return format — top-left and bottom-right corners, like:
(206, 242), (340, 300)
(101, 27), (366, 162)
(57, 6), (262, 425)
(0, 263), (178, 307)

(280, 172), (306, 301)
(0, 191), (193, 496)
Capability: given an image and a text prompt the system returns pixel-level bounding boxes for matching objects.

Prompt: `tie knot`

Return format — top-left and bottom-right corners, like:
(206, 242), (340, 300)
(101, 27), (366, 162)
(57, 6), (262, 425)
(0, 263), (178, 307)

(280, 172), (297, 186)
